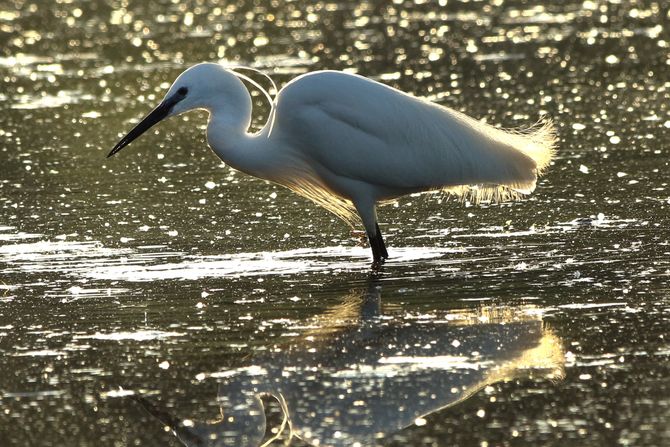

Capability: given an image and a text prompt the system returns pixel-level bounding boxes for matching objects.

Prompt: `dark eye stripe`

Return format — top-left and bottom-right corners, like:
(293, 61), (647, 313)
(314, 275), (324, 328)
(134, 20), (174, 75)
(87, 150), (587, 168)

(177, 87), (188, 95)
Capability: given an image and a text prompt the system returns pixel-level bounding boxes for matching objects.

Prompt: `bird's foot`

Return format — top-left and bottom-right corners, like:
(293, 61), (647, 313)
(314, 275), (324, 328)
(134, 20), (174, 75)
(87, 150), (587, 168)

(351, 230), (367, 246)
(370, 257), (386, 271)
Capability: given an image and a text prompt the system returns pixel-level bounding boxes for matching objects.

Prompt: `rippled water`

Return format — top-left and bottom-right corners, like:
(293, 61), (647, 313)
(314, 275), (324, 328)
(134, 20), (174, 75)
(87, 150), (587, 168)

(1, 1), (670, 446)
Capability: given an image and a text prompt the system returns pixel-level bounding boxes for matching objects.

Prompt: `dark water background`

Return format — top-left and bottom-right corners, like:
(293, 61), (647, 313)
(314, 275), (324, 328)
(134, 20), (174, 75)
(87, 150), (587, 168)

(1, 1), (669, 446)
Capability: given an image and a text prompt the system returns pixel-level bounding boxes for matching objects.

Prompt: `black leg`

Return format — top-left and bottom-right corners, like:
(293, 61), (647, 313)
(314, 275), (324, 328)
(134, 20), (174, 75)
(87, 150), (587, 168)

(368, 222), (388, 268)
(369, 228), (383, 263)
(353, 201), (388, 267)
(375, 223), (388, 259)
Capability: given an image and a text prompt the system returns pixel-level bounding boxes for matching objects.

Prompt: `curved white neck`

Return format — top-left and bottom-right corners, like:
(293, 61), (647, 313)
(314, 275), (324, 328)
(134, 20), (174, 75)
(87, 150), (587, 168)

(206, 112), (284, 181)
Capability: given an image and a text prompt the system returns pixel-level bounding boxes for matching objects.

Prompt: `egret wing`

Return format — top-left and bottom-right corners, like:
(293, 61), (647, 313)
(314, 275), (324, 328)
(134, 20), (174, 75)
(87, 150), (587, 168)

(275, 71), (554, 201)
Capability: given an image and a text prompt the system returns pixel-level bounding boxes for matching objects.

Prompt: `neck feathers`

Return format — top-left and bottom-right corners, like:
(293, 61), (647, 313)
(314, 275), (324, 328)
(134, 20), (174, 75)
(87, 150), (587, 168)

(207, 115), (291, 182)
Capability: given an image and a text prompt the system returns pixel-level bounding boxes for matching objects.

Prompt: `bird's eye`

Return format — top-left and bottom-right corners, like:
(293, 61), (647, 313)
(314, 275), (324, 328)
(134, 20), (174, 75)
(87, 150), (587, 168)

(177, 87), (188, 96)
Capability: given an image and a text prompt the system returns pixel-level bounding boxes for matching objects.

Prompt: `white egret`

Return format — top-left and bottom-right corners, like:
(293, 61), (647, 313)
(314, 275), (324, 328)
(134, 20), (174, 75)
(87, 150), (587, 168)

(109, 63), (556, 265)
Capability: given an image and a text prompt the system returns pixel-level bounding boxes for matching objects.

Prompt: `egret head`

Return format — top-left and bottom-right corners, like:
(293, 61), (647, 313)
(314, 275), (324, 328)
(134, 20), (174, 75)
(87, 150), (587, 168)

(108, 63), (251, 158)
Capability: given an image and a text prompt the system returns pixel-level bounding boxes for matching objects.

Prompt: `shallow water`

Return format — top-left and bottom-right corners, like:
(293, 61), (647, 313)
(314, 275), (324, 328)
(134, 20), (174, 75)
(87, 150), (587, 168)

(1, 1), (670, 446)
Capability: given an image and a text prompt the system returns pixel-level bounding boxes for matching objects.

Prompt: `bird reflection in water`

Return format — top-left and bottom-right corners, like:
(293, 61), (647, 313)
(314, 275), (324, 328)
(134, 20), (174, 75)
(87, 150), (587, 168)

(133, 281), (564, 446)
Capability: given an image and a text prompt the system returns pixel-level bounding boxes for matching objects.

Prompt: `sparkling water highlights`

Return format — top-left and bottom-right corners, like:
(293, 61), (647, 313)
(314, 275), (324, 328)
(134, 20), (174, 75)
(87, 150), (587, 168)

(1, 1), (670, 446)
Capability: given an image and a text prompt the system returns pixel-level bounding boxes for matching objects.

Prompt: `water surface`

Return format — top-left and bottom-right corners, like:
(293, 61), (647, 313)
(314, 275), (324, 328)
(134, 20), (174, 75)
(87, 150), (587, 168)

(1, 1), (669, 446)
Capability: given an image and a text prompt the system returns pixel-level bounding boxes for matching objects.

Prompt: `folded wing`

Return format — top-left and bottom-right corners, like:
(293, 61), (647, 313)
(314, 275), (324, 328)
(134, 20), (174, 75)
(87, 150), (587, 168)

(275, 71), (556, 203)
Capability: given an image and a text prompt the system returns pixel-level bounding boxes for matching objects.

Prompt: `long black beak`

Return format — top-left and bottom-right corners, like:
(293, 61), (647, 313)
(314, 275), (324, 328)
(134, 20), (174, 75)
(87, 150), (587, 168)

(107, 94), (181, 158)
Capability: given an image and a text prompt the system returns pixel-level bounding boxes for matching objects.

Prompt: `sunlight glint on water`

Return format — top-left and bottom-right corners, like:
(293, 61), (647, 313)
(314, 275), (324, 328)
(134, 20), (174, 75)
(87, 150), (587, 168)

(1, 1), (669, 446)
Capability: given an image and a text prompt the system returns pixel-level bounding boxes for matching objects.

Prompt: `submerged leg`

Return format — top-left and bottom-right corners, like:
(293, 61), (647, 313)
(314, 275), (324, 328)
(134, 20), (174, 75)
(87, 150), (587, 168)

(360, 278), (382, 320)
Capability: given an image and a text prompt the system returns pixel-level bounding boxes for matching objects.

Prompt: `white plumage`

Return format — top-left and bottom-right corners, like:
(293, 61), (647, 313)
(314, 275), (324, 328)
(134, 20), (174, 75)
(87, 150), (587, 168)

(109, 63), (556, 265)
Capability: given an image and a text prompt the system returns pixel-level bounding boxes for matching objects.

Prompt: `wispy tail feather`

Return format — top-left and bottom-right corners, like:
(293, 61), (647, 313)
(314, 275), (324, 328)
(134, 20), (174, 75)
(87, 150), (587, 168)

(516, 117), (557, 175)
(443, 116), (557, 204)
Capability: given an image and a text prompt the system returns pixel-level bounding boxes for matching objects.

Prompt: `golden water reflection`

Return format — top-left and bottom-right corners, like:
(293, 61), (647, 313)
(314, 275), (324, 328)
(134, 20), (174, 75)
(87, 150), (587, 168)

(133, 281), (564, 446)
